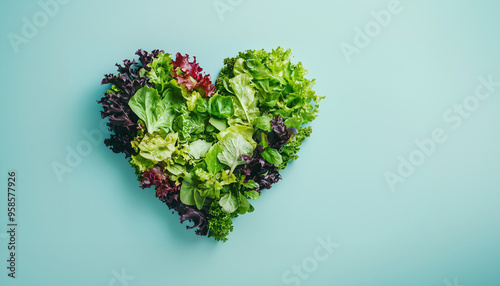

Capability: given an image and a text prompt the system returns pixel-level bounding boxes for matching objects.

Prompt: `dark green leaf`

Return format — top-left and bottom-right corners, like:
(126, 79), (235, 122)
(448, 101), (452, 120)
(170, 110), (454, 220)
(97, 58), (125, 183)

(261, 147), (283, 165)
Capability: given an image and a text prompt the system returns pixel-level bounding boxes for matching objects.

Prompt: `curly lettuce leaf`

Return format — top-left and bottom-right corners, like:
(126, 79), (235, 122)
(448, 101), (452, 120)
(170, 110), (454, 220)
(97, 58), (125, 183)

(180, 165), (238, 210)
(145, 52), (174, 93)
(208, 201), (238, 242)
(137, 132), (178, 162)
(171, 53), (215, 97)
(98, 49), (162, 158)
(217, 47), (324, 128)
(279, 126), (312, 170)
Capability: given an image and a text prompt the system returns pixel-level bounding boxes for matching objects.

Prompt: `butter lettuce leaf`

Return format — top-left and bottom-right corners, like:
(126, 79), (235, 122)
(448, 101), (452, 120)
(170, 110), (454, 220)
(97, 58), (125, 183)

(188, 139), (213, 160)
(137, 132), (178, 162)
(217, 132), (254, 169)
(128, 87), (175, 134)
(209, 94), (234, 119)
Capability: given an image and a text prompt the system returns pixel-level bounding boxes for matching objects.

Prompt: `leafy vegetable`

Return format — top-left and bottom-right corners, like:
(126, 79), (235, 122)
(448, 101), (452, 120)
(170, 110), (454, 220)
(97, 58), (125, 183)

(227, 74), (260, 124)
(255, 115), (272, 132)
(205, 143), (225, 175)
(98, 49), (162, 157)
(145, 52), (174, 93)
(219, 192), (239, 213)
(279, 126), (312, 170)
(140, 165), (209, 236)
(207, 201), (238, 242)
(171, 53), (215, 97)
(188, 140), (212, 160)
(217, 47), (324, 128)
(180, 165), (237, 210)
(99, 47), (322, 242)
(209, 94), (235, 118)
(209, 117), (228, 132)
(244, 190), (260, 200)
(128, 87), (174, 134)
(217, 132), (254, 169)
(261, 147), (283, 166)
(242, 180), (259, 190)
(240, 145), (282, 192)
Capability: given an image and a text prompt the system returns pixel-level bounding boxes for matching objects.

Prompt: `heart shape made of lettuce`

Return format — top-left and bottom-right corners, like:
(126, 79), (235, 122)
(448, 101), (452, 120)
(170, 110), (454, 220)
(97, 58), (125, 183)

(98, 48), (323, 241)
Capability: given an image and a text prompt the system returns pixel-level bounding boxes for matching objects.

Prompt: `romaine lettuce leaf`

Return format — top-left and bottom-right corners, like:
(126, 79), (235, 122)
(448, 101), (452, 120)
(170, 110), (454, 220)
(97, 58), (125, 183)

(227, 74), (260, 125)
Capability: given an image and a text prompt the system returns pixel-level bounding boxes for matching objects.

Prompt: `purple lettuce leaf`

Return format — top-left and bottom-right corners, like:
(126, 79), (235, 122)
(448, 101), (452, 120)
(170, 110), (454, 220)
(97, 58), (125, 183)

(267, 115), (296, 150)
(97, 49), (163, 157)
(239, 145), (282, 192)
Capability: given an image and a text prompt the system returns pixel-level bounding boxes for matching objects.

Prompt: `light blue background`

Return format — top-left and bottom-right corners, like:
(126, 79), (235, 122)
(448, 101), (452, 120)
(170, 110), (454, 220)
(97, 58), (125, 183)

(1, 0), (500, 285)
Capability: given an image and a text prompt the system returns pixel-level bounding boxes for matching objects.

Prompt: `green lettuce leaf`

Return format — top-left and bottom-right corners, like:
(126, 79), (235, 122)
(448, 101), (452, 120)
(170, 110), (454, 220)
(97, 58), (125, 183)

(209, 117), (228, 132)
(217, 125), (256, 149)
(205, 143), (225, 175)
(255, 115), (272, 132)
(217, 47), (324, 128)
(145, 52), (174, 93)
(129, 154), (155, 173)
(228, 74), (260, 124)
(128, 87), (175, 134)
(242, 180), (259, 190)
(209, 94), (235, 119)
(188, 139), (213, 160)
(261, 147), (283, 166)
(237, 191), (252, 214)
(217, 132), (254, 169)
(180, 172), (196, 206)
(137, 132), (178, 162)
(182, 88), (202, 112)
(219, 193), (238, 213)
(244, 190), (260, 200)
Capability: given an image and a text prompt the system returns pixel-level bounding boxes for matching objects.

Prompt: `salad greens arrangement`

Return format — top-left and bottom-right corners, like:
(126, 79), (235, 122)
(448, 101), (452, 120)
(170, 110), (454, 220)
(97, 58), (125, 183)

(98, 47), (323, 241)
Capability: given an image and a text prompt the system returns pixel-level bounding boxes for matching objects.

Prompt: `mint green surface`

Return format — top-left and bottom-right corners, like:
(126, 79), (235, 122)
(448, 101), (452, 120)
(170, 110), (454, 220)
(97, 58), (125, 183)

(1, 0), (500, 285)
